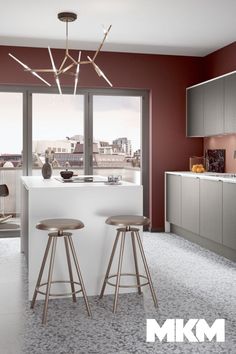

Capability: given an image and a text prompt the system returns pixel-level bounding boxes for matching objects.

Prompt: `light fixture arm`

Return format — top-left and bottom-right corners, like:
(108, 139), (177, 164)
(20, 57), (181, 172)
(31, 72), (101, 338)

(87, 56), (112, 87)
(92, 25), (112, 62)
(48, 47), (62, 94)
(8, 53), (51, 86)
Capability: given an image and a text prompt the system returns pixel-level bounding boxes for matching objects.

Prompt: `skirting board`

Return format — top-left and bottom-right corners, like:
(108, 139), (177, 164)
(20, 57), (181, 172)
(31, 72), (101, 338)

(171, 224), (236, 262)
(150, 227), (165, 233)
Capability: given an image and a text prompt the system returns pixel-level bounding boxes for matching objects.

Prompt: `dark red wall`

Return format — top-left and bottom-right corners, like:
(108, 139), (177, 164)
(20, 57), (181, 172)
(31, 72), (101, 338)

(203, 41), (236, 79)
(0, 45), (204, 230)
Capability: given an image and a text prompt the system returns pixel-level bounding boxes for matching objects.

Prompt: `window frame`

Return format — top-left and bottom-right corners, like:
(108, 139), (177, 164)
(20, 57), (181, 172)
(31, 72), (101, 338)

(0, 85), (150, 218)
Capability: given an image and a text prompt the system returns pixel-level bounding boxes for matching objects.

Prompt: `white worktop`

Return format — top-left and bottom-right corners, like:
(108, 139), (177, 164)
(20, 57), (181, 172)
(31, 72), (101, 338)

(166, 171), (236, 183)
(21, 175), (137, 190)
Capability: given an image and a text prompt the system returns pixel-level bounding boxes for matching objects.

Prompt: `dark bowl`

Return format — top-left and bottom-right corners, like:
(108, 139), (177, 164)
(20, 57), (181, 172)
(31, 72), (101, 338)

(60, 171), (73, 179)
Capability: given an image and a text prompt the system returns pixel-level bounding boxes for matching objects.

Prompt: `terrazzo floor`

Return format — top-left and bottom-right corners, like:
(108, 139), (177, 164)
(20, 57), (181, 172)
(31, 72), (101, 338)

(0, 233), (236, 354)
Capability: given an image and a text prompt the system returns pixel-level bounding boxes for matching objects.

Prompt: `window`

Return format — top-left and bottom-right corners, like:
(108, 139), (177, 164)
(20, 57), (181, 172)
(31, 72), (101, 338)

(0, 92), (23, 233)
(92, 95), (141, 184)
(32, 93), (84, 175)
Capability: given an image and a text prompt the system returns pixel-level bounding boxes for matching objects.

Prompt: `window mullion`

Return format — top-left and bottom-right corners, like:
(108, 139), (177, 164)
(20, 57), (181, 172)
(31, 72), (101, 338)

(84, 92), (93, 175)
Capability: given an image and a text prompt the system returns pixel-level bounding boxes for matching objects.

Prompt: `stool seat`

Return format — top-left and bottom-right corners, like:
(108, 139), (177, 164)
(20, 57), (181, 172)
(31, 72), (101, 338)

(105, 215), (150, 227)
(0, 184), (9, 197)
(36, 218), (84, 232)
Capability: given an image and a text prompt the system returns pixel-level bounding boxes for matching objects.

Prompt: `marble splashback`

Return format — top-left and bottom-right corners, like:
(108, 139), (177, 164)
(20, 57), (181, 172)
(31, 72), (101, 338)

(204, 134), (236, 172)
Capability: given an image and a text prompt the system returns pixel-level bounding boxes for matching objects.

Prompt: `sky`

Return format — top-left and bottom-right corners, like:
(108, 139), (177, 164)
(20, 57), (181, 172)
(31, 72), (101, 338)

(0, 92), (141, 154)
(0, 92), (22, 154)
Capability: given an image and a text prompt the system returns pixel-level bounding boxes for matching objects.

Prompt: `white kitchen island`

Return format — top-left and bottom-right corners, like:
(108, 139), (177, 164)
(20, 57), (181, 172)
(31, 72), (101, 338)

(21, 176), (143, 299)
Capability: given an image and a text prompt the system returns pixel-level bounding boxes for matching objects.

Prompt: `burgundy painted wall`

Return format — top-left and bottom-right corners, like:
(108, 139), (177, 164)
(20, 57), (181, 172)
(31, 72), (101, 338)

(203, 41), (236, 80)
(203, 42), (236, 173)
(0, 45), (204, 230)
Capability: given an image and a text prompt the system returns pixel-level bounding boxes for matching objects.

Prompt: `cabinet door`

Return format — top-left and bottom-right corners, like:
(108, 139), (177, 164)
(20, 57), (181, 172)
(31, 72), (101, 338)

(200, 179), (222, 243)
(224, 73), (236, 133)
(166, 174), (181, 226)
(181, 177), (199, 234)
(186, 86), (204, 137)
(204, 79), (224, 136)
(223, 182), (236, 250)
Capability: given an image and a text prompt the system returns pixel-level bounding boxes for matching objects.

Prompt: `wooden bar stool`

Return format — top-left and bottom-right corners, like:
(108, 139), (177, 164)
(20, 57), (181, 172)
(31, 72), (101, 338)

(100, 215), (158, 313)
(31, 218), (91, 324)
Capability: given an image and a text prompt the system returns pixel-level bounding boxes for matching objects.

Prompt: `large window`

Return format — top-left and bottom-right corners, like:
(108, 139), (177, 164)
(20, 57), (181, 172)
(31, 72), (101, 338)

(0, 87), (149, 223)
(0, 92), (22, 234)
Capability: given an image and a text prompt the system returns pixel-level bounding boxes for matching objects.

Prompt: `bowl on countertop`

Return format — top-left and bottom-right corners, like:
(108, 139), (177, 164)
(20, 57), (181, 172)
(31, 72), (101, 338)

(60, 170), (73, 179)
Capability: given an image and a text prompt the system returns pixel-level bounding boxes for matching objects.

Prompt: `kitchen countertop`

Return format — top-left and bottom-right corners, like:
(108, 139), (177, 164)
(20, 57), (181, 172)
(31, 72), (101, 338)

(165, 171), (236, 183)
(21, 175), (137, 190)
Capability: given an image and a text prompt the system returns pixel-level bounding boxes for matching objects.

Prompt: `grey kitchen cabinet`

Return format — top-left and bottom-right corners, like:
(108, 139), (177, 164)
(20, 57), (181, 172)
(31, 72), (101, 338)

(186, 85), (204, 137)
(166, 174), (181, 226)
(181, 176), (199, 234)
(222, 182), (236, 250)
(204, 79), (224, 136)
(199, 179), (223, 243)
(224, 73), (236, 133)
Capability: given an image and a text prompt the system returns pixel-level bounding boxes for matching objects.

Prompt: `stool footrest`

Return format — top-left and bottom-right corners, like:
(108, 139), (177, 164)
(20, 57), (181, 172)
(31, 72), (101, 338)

(36, 280), (82, 297)
(106, 273), (149, 288)
(48, 232), (72, 238)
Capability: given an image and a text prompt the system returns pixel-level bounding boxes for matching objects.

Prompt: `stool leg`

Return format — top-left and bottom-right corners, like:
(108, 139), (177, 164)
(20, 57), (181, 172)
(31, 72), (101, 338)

(135, 231), (158, 308)
(42, 236), (57, 324)
(113, 231), (126, 314)
(131, 231), (142, 295)
(99, 230), (121, 299)
(68, 236), (92, 317)
(64, 237), (76, 303)
(31, 236), (52, 309)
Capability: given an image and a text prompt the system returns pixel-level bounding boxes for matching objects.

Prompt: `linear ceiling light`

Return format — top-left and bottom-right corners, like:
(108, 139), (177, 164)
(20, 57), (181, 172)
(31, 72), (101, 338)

(9, 12), (113, 94)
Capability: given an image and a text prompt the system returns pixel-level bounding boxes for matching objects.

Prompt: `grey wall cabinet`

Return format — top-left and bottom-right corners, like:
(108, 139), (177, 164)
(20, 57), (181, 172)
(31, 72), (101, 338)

(199, 179), (223, 243)
(166, 174), (181, 226)
(187, 71), (236, 137)
(181, 176), (199, 234)
(204, 79), (224, 136)
(222, 182), (236, 250)
(224, 73), (236, 133)
(186, 86), (204, 137)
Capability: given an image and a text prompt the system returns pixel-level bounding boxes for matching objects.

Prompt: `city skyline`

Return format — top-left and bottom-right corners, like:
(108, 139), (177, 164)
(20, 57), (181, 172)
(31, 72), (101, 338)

(0, 92), (141, 154)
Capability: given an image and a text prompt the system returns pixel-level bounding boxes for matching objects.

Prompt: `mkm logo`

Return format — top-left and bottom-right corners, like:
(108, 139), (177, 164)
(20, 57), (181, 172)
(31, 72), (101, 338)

(146, 319), (225, 342)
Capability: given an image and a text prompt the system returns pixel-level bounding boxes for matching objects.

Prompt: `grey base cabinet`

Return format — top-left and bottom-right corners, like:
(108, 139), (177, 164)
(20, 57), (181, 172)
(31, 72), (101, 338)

(166, 174), (181, 226)
(199, 179), (223, 244)
(166, 173), (236, 261)
(181, 176), (199, 234)
(223, 182), (236, 250)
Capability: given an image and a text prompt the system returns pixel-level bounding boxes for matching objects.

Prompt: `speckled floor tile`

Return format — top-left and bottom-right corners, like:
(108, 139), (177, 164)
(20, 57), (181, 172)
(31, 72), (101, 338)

(0, 234), (235, 354)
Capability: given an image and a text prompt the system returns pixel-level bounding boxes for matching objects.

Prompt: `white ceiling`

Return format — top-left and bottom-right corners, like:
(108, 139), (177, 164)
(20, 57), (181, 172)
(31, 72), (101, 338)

(1, 0), (236, 56)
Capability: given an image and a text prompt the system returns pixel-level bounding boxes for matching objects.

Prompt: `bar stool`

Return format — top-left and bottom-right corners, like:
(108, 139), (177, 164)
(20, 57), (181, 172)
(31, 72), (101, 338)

(100, 215), (158, 313)
(31, 218), (91, 324)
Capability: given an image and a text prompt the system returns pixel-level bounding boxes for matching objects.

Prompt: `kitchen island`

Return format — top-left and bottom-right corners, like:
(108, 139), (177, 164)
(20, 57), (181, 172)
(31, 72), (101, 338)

(21, 176), (143, 299)
(165, 171), (236, 261)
